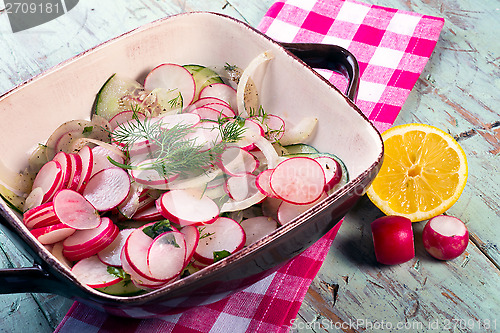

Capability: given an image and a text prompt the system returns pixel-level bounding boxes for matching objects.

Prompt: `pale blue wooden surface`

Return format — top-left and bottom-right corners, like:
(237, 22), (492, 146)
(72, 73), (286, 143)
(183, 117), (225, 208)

(0, 1), (499, 332)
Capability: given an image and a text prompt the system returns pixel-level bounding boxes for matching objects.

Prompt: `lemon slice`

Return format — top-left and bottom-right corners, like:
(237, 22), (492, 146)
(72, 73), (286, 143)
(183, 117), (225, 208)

(366, 124), (467, 222)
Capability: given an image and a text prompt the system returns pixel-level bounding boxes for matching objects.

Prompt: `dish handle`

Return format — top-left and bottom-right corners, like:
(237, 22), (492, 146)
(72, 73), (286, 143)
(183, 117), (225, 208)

(0, 217), (68, 295)
(280, 42), (359, 102)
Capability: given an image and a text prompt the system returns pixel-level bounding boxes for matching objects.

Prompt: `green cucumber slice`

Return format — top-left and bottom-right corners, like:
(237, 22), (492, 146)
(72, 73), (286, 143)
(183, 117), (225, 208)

(184, 64), (224, 99)
(96, 279), (143, 296)
(94, 74), (143, 120)
(276, 143), (319, 156)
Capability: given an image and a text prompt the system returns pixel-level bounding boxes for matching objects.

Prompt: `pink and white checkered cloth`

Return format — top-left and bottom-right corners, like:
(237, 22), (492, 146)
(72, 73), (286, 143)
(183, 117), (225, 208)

(55, 1), (444, 332)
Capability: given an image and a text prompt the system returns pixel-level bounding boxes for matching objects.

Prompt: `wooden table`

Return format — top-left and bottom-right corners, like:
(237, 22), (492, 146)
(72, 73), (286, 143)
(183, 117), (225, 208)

(0, 1), (498, 332)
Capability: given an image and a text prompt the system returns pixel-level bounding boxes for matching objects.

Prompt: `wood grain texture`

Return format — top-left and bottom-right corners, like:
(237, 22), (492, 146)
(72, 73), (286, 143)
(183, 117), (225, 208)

(0, 0), (498, 332)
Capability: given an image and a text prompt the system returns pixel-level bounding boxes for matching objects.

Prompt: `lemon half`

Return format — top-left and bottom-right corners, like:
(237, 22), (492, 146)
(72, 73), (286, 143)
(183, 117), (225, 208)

(367, 124), (468, 222)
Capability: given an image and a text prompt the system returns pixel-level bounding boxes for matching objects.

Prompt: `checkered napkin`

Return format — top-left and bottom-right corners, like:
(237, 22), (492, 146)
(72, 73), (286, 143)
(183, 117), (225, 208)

(54, 1), (443, 332)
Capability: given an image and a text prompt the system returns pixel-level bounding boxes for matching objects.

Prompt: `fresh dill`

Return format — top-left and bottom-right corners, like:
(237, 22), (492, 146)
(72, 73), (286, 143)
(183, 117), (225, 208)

(110, 108), (246, 178)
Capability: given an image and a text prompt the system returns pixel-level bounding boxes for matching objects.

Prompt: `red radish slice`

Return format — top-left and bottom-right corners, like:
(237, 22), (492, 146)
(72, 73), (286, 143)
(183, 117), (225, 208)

(71, 255), (122, 288)
(185, 122), (223, 151)
(158, 189), (219, 226)
(66, 153), (83, 191)
(422, 215), (469, 260)
(270, 157), (325, 205)
(25, 209), (60, 229)
(232, 119), (265, 150)
(255, 169), (277, 198)
(314, 156), (342, 191)
(240, 216), (278, 246)
(158, 113), (201, 130)
(218, 147), (258, 176)
(91, 146), (124, 177)
(23, 202), (55, 224)
(63, 217), (113, 251)
(76, 145), (94, 193)
(191, 106), (226, 121)
(63, 223), (119, 262)
(202, 103), (236, 118)
(183, 97), (231, 113)
(250, 114), (285, 142)
(277, 192), (327, 225)
(52, 152), (71, 188)
(53, 189), (101, 230)
(133, 204), (163, 221)
(123, 225), (167, 282)
(147, 231), (186, 280)
(193, 217), (245, 265)
(98, 228), (135, 267)
(144, 63), (196, 106)
(180, 226), (199, 264)
(120, 250), (167, 288)
(31, 223), (76, 245)
(32, 160), (63, 203)
(199, 83), (237, 109)
(371, 216), (415, 265)
(109, 110), (146, 130)
(83, 168), (131, 211)
(130, 159), (179, 186)
(23, 187), (44, 213)
(225, 174), (259, 202)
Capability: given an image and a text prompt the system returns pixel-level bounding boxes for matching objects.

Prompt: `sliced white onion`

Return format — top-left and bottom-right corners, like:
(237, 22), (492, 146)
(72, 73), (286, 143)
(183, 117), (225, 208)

(278, 117), (318, 146)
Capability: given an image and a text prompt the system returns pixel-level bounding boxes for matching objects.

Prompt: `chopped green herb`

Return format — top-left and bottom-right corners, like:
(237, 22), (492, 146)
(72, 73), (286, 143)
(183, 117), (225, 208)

(142, 220), (173, 239)
(213, 250), (231, 262)
(107, 266), (129, 279)
(82, 126), (94, 135)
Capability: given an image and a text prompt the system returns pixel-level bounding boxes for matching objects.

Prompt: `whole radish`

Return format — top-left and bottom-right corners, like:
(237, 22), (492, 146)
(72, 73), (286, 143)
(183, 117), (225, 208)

(371, 215), (415, 265)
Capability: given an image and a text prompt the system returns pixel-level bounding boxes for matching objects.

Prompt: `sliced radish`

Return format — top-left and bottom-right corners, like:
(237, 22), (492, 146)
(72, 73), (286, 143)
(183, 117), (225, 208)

(83, 168), (131, 211)
(255, 169), (277, 198)
(129, 159), (178, 187)
(250, 114), (285, 142)
(76, 145), (94, 193)
(53, 189), (101, 230)
(123, 225), (167, 282)
(133, 204), (163, 221)
(52, 152), (71, 188)
(261, 196), (282, 221)
(120, 250), (167, 288)
(31, 223), (76, 245)
(71, 255), (122, 288)
(240, 216), (278, 246)
(184, 122), (223, 152)
(109, 110), (146, 130)
(180, 225), (199, 265)
(91, 146), (124, 177)
(144, 63), (196, 106)
(199, 83), (237, 109)
(315, 156), (342, 191)
(191, 106), (226, 122)
(63, 217), (114, 251)
(32, 160), (63, 203)
(157, 113), (201, 130)
(194, 217), (245, 264)
(225, 174), (259, 202)
(63, 222), (119, 262)
(158, 189), (219, 226)
(98, 228), (135, 267)
(25, 206), (60, 229)
(66, 153), (83, 191)
(277, 192), (327, 225)
(233, 119), (265, 151)
(147, 231), (186, 280)
(218, 147), (258, 176)
(422, 215), (469, 260)
(270, 157), (325, 205)
(183, 97), (232, 113)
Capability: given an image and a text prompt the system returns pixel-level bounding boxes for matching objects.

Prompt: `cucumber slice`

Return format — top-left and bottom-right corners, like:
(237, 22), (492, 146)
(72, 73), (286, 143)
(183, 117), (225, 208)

(276, 143), (319, 156)
(96, 279), (143, 296)
(94, 74), (143, 120)
(184, 64), (224, 100)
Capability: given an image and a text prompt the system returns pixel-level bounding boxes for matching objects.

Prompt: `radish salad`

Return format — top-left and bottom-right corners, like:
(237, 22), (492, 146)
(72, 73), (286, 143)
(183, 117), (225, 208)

(19, 52), (349, 295)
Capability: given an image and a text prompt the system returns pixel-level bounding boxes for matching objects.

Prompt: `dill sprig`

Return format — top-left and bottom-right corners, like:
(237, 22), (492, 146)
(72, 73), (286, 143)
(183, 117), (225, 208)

(110, 111), (246, 178)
